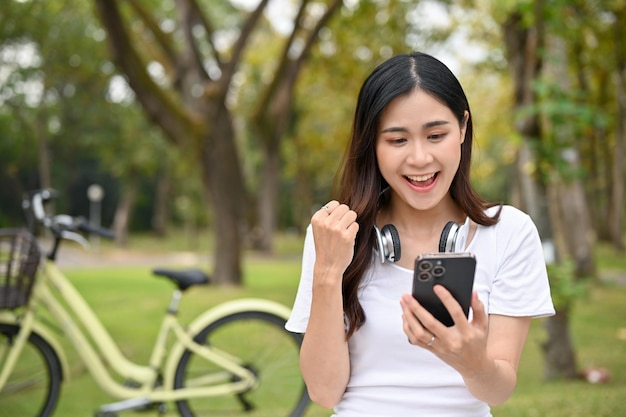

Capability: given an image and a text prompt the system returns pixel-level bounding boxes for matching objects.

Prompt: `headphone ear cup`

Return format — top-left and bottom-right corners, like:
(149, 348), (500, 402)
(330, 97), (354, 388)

(381, 224), (401, 263)
(439, 221), (459, 252)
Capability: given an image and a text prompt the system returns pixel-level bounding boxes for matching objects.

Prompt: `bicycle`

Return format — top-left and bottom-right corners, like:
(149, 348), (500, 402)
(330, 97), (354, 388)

(0, 189), (310, 417)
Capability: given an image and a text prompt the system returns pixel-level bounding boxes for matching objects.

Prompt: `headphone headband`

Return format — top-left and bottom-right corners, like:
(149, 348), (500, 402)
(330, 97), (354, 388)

(375, 217), (469, 263)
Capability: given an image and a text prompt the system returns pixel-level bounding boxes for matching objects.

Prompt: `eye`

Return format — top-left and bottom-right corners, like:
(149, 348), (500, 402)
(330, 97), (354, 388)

(380, 135), (406, 145)
(427, 132), (447, 141)
(389, 137), (407, 145)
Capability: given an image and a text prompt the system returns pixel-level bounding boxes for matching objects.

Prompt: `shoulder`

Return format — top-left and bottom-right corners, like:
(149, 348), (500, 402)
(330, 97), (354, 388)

(477, 205), (542, 253)
(486, 205), (534, 230)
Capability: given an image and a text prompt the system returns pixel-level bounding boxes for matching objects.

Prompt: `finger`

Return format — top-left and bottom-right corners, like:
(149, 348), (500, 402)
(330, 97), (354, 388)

(322, 204), (358, 233)
(402, 292), (445, 337)
(338, 207), (358, 229)
(403, 316), (436, 347)
(330, 203), (350, 218)
(469, 291), (487, 327)
(346, 220), (359, 237)
(433, 285), (468, 328)
(320, 200), (340, 215)
(401, 295), (434, 342)
(313, 201), (339, 223)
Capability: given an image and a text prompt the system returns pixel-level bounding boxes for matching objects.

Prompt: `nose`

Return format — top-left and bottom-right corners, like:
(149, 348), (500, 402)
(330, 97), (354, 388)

(405, 140), (433, 166)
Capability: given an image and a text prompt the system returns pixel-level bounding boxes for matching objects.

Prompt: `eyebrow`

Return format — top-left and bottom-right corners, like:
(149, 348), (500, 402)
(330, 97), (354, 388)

(380, 120), (451, 133)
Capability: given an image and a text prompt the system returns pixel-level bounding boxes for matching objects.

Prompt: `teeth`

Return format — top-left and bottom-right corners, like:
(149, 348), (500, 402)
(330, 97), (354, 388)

(407, 173), (435, 182)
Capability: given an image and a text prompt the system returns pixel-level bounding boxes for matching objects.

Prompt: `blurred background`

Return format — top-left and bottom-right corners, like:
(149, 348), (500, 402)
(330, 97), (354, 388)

(1, 0), (625, 398)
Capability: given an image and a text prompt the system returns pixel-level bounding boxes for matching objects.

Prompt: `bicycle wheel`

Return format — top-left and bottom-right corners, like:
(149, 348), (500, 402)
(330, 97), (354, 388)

(0, 323), (62, 417)
(174, 311), (310, 417)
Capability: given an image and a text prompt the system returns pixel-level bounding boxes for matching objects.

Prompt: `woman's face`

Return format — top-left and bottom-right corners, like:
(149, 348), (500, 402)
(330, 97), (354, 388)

(375, 89), (467, 212)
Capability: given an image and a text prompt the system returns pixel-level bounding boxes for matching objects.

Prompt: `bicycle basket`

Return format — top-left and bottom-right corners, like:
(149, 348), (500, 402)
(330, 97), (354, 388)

(0, 229), (41, 309)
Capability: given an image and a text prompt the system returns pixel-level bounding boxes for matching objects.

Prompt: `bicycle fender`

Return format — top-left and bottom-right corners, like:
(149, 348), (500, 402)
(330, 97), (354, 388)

(162, 298), (292, 389)
(0, 312), (71, 382)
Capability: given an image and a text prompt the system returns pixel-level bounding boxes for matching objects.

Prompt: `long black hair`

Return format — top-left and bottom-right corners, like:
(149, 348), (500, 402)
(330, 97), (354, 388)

(336, 52), (501, 339)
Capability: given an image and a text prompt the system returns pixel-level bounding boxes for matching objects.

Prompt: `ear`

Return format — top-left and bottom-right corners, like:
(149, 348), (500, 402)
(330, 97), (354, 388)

(460, 111), (469, 144)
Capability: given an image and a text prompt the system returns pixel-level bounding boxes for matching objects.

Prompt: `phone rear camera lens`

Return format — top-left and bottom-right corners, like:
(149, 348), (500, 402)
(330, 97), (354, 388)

(418, 272), (431, 282)
(432, 266), (445, 277)
(419, 261), (432, 271)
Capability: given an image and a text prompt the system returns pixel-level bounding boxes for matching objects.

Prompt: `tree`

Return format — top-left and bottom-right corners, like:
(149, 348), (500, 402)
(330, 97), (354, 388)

(246, 0), (342, 252)
(608, 4), (625, 251)
(92, 0), (344, 284)
(500, 0), (602, 380)
(0, 0), (147, 226)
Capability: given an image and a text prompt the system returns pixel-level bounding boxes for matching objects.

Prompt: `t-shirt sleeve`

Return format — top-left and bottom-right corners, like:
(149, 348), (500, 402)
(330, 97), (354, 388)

(285, 224), (315, 333)
(489, 208), (556, 318)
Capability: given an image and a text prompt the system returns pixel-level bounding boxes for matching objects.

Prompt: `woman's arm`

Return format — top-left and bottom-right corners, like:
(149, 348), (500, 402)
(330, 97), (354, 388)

(299, 201), (359, 408)
(300, 269), (351, 408)
(401, 288), (531, 406)
(461, 313), (530, 406)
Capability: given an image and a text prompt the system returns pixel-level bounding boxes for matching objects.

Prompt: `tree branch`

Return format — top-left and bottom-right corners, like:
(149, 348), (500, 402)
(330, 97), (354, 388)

(94, 0), (203, 145)
(187, 0), (223, 69)
(254, 0), (342, 123)
(221, 0), (271, 87)
(290, 0), (342, 81)
(125, 0), (179, 69)
(176, 0), (210, 82)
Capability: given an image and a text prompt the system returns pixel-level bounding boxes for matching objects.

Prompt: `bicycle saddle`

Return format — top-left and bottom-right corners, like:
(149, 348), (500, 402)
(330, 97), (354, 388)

(152, 268), (210, 291)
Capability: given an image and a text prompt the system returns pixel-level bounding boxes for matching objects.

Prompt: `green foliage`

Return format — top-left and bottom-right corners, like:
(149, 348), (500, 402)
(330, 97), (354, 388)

(0, 0), (204, 231)
(514, 79), (611, 182)
(546, 260), (589, 312)
(1, 0), (624, 244)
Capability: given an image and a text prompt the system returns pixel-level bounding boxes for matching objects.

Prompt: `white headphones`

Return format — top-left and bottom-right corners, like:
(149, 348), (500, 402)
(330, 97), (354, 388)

(374, 217), (470, 263)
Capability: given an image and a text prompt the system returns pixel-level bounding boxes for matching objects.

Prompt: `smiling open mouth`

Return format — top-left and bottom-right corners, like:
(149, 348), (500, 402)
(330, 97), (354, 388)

(405, 172), (438, 187)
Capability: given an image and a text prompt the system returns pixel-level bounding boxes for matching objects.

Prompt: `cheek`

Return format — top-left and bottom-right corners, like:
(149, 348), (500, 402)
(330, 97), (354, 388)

(439, 142), (462, 174)
(447, 138), (463, 160)
(375, 146), (397, 179)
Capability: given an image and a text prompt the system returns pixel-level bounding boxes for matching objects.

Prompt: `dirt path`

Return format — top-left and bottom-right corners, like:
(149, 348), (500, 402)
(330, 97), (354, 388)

(48, 240), (626, 286)
(50, 245), (210, 269)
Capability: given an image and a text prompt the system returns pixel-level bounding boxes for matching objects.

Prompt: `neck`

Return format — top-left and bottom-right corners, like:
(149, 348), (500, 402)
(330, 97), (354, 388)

(378, 194), (464, 233)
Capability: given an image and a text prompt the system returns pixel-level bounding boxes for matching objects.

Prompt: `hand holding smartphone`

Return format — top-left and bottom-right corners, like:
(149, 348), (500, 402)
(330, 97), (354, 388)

(412, 253), (476, 327)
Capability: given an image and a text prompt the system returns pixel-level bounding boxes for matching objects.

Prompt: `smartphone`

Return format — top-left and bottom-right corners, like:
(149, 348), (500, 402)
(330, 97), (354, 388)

(412, 253), (476, 327)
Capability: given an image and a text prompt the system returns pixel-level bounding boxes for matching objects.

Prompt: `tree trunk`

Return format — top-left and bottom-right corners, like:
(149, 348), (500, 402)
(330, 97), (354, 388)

(153, 164), (170, 237)
(512, 141), (551, 240)
(94, 0), (247, 285)
(542, 309), (578, 379)
(112, 177), (138, 247)
(253, 141), (280, 253)
(502, 2), (579, 380)
(546, 174), (596, 277)
(94, 0), (339, 284)
(201, 105), (246, 286)
(35, 105), (52, 191)
(250, 0), (343, 253)
(609, 7), (625, 251)
(544, 35), (596, 279)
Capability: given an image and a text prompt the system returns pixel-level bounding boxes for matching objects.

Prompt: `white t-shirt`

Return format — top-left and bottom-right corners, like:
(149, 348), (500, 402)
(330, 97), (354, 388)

(286, 205), (555, 417)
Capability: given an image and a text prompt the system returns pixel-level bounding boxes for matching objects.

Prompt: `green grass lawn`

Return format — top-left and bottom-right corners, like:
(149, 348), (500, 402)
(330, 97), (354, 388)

(13, 236), (626, 416)
(491, 283), (626, 417)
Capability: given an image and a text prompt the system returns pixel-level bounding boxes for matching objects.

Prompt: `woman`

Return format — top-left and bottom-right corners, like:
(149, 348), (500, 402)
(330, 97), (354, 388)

(286, 51), (554, 417)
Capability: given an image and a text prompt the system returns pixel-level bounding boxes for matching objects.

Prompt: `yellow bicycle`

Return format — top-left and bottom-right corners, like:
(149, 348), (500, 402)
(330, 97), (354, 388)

(0, 189), (309, 417)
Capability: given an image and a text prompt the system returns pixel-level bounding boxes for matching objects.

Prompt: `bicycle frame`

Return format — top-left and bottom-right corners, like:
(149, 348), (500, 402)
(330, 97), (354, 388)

(0, 256), (291, 403)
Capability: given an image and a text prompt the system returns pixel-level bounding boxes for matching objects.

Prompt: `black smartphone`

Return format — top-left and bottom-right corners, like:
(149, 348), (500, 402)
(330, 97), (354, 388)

(412, 253), (476, 327)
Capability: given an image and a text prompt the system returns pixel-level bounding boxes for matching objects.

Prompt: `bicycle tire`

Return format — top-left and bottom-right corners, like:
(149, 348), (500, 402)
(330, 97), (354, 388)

(0, 323), (62, 417)
(173, 310), (310, 417)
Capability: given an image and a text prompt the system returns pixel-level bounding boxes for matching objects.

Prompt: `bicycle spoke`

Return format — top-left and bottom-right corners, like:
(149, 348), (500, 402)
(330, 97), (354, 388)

(0, 324), (62, 417)
(173, 311), (309, 417)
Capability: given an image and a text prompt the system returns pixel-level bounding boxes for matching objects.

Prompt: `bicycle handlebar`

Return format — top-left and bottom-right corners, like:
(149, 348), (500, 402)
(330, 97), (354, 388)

(24, 188), (115, 242)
